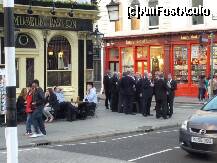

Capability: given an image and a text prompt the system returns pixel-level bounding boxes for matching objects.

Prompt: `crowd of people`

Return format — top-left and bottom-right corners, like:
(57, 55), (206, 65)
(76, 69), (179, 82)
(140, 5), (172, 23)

(16, 80), (97, 138)
(103, 71), (177, 119)
(198, 74), (217, 101)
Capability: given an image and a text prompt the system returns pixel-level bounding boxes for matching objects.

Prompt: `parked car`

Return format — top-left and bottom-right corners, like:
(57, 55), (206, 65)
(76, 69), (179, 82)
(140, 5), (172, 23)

(179, 96), (217, 155)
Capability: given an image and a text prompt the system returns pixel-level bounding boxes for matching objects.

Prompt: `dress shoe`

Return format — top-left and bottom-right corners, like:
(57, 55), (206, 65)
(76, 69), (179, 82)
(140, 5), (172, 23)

(143, 114), (147, 117)
(130, 113), (136, 115)
(147, 114), (153, 116)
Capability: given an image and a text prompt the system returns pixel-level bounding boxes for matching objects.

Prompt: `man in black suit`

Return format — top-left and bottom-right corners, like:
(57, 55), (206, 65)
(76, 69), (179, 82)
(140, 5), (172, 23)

(110, 72), (119, 112)
(167, 74), (177, 118)
(120, 71), (136, 115)
(142, 73), (154, 116)
(154, 73), (169, 119)
(103, 71), (111, 109)
(136, 72), (143, 113)
(118, 72), (126, 113)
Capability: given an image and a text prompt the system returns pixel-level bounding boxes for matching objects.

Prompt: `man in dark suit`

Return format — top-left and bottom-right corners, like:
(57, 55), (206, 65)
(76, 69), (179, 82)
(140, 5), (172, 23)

(154, 73), (169, 119)
(167, 74), (177, 118)
(120, 71), (136, 115)
(103, 71), (111, 109)
(136, 72), (143, 113)
(118, 72), (126, 113)
(142, 73), (154, 116)
(110, 72), (119, 112)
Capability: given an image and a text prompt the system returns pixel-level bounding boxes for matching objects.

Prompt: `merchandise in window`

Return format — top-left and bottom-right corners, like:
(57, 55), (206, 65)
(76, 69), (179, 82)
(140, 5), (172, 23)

(121, 48), (134, 72)
(173, 46), (188, 83)
(191, 45), (207, 83)
(136, 47), (148, 59)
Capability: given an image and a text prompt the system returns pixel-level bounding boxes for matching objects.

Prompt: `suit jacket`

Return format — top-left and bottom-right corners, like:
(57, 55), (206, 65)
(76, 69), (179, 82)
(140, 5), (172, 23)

(143, 78), (154, 99)
(103, 75), (111, 93)
(111, 76), (119, 95)
(154, 79), (169, 100)
(167, 80), (177, 98)
(120, 75), (136, 96)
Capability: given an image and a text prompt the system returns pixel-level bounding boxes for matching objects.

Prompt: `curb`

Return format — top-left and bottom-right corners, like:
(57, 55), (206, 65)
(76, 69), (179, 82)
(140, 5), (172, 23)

(97, 97), (201, 105)
(0, 124), (181, 151)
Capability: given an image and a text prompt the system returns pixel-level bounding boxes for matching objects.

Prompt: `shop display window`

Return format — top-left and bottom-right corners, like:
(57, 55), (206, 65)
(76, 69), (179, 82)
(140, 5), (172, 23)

(109, 48), (119, 60)
(174, 46), (188, 83)
(213, 45), (217, 74)
(121, 48), (134, 72)
(150, 46), (163, 74)
(136, 47), (148, 59)
(191, 45), (207, 83)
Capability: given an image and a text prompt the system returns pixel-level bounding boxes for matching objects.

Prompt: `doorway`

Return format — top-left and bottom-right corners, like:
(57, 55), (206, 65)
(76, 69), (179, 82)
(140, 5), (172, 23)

(109, 61), (119, 73)
(136, 61), (148, 74)
(150, 46), (164, 75)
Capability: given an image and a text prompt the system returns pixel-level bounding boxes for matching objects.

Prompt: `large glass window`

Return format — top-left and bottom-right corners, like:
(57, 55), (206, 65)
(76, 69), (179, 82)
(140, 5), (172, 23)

(174, 46), (188, 83)
(136, 47), (148, 59)
(191, 45), (207, 83)
(150, 46), (163, 74)
(47, 36), (71, 87)
(109, 48), (119, 60)
(213, 45), (217, 75)
(121, 48), (134, 72)
(26, 58), (34, 87)
(192, 0), (204, 25)
(148, 0), (159, 29)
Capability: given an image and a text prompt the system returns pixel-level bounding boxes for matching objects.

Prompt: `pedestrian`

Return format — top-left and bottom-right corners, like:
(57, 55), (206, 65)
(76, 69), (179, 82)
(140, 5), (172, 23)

(198, 75), (206, 101)
(25, 85), (34, 136)
(136, 72), (144, 114)
(16, 88), (27, 122)
(118, 72), (126, 113)
(43, 88), (59, 123)
(167, 74), (177, 118)
(103, 71), (112, 109)
(142, 73), (154, 117)
(213, 74), (217, 96)
(30, 79), (46, 138)
(120, 71), (136, 115)
(153, 71), (160, 111)
(154, 73), (169, 119)
(110, 72), (119, 112)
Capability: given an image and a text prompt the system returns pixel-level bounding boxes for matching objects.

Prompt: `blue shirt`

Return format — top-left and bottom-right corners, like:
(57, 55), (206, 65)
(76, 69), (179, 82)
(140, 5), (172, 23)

(83, 88), (97, 104)
(55, 92), (65, 103)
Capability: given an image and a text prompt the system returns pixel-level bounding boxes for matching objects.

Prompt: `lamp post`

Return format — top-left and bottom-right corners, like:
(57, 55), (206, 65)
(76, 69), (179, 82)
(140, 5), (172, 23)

(3, 0), (18, 163)
(90, 25), (104, 93)
(106, 0), (120, 22)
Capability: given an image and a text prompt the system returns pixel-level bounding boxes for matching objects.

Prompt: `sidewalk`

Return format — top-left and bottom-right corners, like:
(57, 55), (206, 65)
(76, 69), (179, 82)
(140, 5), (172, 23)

(97, 94), (201, 104)
(0, 101), (196, 150)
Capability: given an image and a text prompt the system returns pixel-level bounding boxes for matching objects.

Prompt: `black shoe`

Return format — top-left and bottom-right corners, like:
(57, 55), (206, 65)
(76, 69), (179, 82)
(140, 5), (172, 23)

(163, 117), (168, 119)
(143, 114), (147, 117)
(130, 113), (136, 115)
(148, 114), (153, 116)
(156, 116), (161, 119)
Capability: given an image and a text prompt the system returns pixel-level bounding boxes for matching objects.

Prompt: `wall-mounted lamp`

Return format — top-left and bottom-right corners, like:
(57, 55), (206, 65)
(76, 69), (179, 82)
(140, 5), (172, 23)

(27, 0), (33, 15)
(48, 51), (54, 56)
(50, 1), (56, 15)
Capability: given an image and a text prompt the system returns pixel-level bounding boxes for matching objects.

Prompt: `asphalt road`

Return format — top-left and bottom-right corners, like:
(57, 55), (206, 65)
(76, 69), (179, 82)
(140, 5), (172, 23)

(1, 127), (216, 163)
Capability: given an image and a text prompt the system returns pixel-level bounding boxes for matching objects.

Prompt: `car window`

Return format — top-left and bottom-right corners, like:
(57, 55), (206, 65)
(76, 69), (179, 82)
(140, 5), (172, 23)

(202, 96), (217, 111)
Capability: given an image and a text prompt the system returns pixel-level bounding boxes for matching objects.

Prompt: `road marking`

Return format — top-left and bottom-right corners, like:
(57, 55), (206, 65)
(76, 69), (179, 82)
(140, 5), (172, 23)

(174, 146), (180, 149)
(162, 131), (171, 133)
(156, 132), (162, 134)
(80, 143), (87, 145)
(99, 141), (106, 143)
(89, 142), (97, 144)
(0, 148), (39, 154)
(128, 148), (173, 162)
(56, 145), (63, 147)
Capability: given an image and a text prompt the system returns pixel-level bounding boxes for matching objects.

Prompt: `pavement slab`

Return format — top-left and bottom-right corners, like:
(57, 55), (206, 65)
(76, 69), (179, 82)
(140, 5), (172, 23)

(0, 102), (197, 150)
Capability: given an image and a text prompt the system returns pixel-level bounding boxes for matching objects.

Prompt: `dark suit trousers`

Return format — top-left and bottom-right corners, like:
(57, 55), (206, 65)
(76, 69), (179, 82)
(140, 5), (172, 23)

(143, 97), (152, 115)
(156, 99), (167, 118)
(111, 93), (119, 112)
(123, 95), (133, 114)
(118, 93), (124, 113)
(167, 96), (174, 116)
(105, 91), (111, 107)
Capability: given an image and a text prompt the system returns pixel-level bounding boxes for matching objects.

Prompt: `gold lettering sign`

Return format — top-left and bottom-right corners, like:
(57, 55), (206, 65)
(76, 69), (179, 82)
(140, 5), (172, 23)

(181, 35), (198, 40)
(126, 39), (155, 45)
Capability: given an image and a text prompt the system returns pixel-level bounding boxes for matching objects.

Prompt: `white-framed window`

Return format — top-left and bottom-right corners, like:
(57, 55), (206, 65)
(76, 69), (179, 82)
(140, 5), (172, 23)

(148, 0), (159, 29)
(192, 0), (204, 25)
(47, 36), (71, 87)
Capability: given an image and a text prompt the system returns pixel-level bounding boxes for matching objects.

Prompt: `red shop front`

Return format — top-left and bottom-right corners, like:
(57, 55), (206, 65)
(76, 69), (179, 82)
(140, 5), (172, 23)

(104, 31), (217, 97)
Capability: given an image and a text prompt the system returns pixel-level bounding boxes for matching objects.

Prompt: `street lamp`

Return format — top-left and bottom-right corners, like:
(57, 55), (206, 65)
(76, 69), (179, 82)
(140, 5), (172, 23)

(106, 0), (120, 22)
(90, 25), (104, 50)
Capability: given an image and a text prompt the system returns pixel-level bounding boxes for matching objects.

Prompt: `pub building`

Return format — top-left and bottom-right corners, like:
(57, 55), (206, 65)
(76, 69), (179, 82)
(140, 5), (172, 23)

(0, 1), (98, 100)
(104, 30), (217, 97)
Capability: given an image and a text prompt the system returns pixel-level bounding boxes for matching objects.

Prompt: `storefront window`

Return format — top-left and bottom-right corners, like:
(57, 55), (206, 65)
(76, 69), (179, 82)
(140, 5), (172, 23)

(150, 46), (163, 74)
(191, 45), (207, 83)
(136, 47), (148, 59)
(47, 36), (71, 86)
(109, 48), (119, 60)
(174, 46), (188, 83)
(213, 45), (217, 74)
(121, 48), (134, 72)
